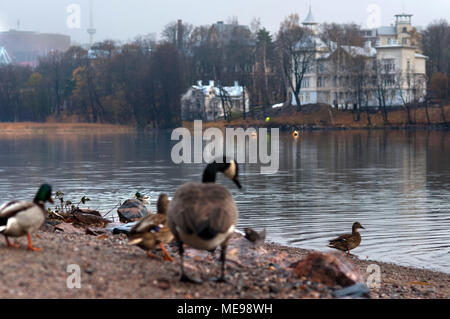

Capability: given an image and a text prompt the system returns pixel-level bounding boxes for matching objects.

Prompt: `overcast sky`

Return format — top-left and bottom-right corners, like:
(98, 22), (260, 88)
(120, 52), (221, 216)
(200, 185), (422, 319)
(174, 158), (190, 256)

(0, 0), (449, 44)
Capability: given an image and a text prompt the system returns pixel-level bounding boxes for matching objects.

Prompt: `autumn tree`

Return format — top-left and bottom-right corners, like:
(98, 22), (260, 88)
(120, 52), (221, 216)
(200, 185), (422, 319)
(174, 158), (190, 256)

(430, 72), (449, 99)
(422, 20), (450, 78)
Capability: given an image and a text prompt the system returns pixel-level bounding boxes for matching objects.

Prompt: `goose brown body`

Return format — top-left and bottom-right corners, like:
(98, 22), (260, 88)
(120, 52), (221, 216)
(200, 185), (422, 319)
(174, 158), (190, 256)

(167, 158), (241, 283)
(168, 182), (238, 251)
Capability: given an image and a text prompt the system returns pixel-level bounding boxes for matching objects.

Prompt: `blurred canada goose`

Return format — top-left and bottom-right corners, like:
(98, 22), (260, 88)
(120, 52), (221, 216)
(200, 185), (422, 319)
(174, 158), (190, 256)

(0, 184), (54, 251)
(328, 222), (365, 256)
(128, 193), (174, 261)
(117, 192), (150, 223)
(167, 157), (242, 284)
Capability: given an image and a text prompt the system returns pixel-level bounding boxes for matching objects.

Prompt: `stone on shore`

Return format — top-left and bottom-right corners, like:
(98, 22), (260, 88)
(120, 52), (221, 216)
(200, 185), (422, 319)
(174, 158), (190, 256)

(293, 251), (364, 287)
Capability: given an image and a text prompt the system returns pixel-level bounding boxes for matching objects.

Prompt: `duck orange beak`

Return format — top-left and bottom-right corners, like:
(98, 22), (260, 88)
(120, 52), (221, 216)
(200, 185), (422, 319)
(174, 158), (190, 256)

(48, 197), (54, 204)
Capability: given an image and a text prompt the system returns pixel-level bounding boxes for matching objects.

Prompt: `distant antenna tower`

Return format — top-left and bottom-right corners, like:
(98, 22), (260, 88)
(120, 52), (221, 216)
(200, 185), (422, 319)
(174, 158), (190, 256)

(87, 0), (96, 48)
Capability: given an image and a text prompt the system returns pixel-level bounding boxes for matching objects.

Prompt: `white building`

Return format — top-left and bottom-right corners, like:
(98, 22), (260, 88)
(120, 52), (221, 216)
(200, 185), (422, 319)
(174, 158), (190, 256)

(181, 81), (250, 121)
(293, 10), (427, 109)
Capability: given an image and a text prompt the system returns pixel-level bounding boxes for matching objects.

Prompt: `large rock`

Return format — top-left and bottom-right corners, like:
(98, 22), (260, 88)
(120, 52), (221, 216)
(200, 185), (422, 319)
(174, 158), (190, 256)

(293, 251), (363, 287)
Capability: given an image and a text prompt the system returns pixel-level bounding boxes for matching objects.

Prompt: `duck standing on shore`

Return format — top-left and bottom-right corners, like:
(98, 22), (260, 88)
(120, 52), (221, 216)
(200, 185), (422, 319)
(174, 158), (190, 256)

(128, 193), (174, 261)
(117, 192), (149, 223)
(0, 184), (54, 251)
(167, 157), (242, 284)
(328, 222), (365, 257)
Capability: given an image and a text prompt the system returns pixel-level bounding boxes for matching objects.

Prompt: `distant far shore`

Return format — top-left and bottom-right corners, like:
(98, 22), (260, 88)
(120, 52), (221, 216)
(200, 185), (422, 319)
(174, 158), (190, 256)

(0, 122), (136, 135)
(184, 103), (450, 131)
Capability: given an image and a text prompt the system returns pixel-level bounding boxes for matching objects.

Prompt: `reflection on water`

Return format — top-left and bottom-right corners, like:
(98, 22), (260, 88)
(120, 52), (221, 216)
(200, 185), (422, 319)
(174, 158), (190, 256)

(0, 130), (449, 273)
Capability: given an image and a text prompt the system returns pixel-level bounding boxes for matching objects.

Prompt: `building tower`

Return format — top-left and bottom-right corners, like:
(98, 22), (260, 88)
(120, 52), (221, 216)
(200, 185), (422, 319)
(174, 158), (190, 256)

(87, 0), (96, 48)
(302, 5), (319, 35)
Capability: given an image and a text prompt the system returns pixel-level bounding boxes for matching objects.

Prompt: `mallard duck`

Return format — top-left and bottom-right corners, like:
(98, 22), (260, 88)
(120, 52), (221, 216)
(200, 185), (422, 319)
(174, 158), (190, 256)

(167, 157), (242, 284)
(0, 184), (53, 251)
(128, 193), (174, 262)
(328, 222), (365, 256)
(117, 192), (149, 223)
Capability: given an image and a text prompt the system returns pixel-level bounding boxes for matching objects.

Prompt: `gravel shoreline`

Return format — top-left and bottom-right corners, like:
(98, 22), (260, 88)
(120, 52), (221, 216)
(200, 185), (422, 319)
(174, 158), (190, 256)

(0, 229), (448, 299)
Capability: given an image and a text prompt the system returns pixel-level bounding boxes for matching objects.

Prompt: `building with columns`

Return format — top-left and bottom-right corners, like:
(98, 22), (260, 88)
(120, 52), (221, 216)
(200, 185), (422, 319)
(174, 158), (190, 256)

(293, 9), (427, 109)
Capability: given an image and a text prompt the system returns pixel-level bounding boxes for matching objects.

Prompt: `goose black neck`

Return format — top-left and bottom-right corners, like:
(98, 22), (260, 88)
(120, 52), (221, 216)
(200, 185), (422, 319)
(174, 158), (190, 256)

(202, 163), (218, 183)
(202, 162), (229, 183)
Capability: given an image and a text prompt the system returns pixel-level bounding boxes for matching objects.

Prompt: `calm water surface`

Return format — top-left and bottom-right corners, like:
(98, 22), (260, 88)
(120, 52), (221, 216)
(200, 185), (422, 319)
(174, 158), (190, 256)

(0, 130), (449, 273)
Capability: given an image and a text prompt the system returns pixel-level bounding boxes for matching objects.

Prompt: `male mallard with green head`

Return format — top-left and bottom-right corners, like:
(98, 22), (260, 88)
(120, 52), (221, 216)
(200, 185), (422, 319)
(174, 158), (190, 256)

(328, 222), (365, 256)
(117, 191), (150, 223)
(167, 157), (242, 284)
(128, 193), (174, 261)
(0, 184), (54, 251)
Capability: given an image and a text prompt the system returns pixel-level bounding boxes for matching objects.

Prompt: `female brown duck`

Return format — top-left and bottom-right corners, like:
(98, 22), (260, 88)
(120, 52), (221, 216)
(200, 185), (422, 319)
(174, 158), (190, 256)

(128, 193), (173, 261)
(328, 222), (365, 256)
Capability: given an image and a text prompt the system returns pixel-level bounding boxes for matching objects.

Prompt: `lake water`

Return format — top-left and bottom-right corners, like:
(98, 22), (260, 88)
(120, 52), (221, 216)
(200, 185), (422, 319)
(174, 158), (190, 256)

(0, 129), (449, 274)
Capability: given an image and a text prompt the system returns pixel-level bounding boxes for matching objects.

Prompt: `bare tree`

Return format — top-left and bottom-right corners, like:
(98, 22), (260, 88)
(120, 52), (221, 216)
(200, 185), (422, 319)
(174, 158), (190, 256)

(320, 23), (364, 48)
(277, 14), (315, 111)
(161, 20), (194, 51)
(394, 68), (415, 124)
(373, 59), (396, 125)
(422, 19), (450, 77)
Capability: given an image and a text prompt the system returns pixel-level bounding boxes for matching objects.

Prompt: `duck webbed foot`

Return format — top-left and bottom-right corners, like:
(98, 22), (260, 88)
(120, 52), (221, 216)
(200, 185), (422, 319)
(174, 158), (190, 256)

(5, 237), (21, 248)
(159, 243), (174, 262)
(27, 234), (42, 252)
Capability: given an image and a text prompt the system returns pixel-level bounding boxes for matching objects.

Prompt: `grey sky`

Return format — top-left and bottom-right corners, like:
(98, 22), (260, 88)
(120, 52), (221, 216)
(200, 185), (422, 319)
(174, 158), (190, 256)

(0, 0), (449, 44)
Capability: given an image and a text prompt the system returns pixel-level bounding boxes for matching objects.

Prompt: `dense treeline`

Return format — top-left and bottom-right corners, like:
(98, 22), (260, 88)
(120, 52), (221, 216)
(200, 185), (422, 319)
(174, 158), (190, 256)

(0, 16), (449, 127)
(0, 39), (184, 127)
(422, 19), (450, 101)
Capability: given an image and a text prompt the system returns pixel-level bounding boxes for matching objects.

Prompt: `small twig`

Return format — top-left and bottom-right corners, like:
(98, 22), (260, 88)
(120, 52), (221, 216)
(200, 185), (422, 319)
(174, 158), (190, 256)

(102, 201), (121, 219)
(49, 210), (66, 220)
